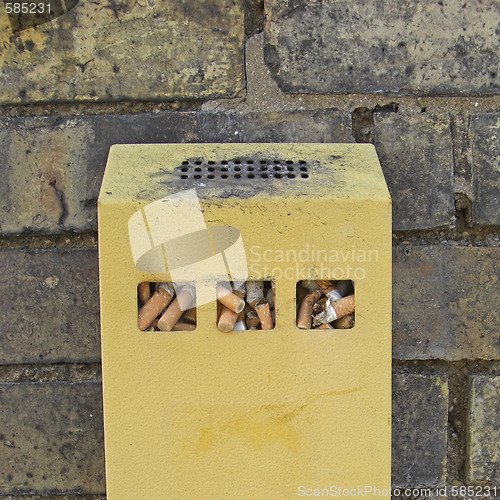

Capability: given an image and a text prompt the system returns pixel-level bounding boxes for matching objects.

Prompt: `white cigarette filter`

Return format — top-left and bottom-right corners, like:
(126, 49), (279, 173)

(232, 280), (247, 294)
(233, 320), (247, 331)
(327, 288), (342, 302)
(246, 280), (265, 304)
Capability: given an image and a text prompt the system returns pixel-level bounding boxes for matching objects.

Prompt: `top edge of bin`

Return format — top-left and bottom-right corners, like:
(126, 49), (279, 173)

(99, 143), (390, 203)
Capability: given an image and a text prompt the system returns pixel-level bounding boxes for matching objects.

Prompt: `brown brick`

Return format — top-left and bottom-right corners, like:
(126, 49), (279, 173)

(0, 0), (244, 103)
(467, 376), (500, 483)
(393, 245), (500, 361)
(264, 0), (500, 96)
(0, 381), (104, 495)
(374, 113), (454, 230)
(471, 113), (500, 226)
(392, 373), (448, 488)
(0, 249), (100, 365)
(0, 118), (93, 233)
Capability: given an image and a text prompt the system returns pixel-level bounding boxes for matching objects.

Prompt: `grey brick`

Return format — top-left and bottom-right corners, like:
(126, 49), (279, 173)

(393, 245), (500, 361)
(0, 249), (100, 365)
(0, 0), (244, 103)
(0, 381), (104, 495)
(374, 113), (454, 230)
(264, 0), (500, 96)
(467, 376), (500, 483)
(471, 113), (500, 226)
(392, 373), (448, 488)
(0, 110), (351, 234)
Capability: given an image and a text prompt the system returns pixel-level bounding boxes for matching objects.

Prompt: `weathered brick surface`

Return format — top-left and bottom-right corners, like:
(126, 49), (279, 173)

(0, 381), (104, 495)
(467, 376), (500, 483)
(471, 113), (500, 226)
(0, 118), (94, 233)
(0, 110), (351, 234)
(393, 245), (500, 361)
(0, 0), (244, 103)
(392, 373), (448, 488)
(264, 0), (500, 96)
(374, 113), (454, 230)
(0, 249), (100, 365)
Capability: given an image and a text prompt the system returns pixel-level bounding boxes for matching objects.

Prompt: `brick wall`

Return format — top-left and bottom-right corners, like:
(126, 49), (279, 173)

(0, 0), (499, 498)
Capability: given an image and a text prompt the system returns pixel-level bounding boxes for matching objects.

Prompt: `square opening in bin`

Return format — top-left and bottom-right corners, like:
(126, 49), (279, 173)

(217, 280), (275, 332)
(137, 282), (196, 332)
(296, 280), (354, 330)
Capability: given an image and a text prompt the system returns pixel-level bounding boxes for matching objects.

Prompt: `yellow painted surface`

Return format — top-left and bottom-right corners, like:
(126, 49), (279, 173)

(98, 144), (392, 499)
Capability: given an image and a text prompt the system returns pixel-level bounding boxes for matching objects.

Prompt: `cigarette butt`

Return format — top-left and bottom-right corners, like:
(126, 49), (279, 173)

(158, 286), (196, 331)
(252, 300), (273, 330)
(315, 280), (334, 293)
(246, 310), (260, 330)
(333, 313), (355, 329)
(138, 284), (174, 331)
(312, 296), (328, 315)
(218, 305), (238, 332)
(316, 280), (342, 301)
(316, 323), (333, 329)
(296, 290), (321, 329)
(296, 284), (309, 312)
(181, 307), (197, 325)
(247, 281), (273, 328)
(217, 285), (245, 313)
(171, 322), (196, 331)
(331, 294), (355, 320)
(312, 294), (355, 326)
(138, 282), (151, 306)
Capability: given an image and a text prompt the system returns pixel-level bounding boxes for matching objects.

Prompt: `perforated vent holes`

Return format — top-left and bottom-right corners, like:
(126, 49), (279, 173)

(176, 159), (310, 180)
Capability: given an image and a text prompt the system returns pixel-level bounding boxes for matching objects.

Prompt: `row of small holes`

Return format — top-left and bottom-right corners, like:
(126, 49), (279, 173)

(177, 159), (310, 180)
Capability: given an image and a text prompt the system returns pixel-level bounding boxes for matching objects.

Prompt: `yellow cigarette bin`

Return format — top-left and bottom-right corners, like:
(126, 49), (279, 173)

(98, 143), (392, 499)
